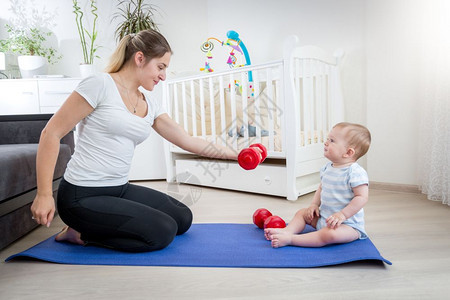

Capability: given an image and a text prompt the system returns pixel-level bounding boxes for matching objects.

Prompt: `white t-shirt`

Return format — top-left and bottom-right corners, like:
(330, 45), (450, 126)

(64, 73), (165, 187)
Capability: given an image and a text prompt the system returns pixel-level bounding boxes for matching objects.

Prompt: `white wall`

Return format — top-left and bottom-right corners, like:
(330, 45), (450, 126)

(365, 0), (423, 184)
(0, 0), (207, 76)
(0, 0), (424, 186)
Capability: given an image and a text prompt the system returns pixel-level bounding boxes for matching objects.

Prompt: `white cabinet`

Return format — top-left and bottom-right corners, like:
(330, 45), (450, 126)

(38, 79), (80, 113)
(0, 78), (81, 114)
(0, 80), (40, 114)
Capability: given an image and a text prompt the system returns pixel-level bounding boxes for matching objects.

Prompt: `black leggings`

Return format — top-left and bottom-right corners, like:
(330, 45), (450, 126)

(57, 178), (192, 252)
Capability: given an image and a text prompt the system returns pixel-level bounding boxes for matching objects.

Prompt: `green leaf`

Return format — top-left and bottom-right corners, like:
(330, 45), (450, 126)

(72, 0), (99, 64)
(112, 0), (160, 42)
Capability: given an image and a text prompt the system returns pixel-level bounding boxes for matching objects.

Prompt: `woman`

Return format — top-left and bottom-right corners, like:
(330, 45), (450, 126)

(31, 30), (237, 252)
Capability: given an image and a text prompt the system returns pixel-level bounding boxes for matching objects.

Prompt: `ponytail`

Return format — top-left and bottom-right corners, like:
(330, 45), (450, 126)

(105, 30), (172, 73)
(105, 35), (133, 73)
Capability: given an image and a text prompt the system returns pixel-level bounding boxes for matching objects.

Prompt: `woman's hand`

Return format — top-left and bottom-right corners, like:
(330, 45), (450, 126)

(30, 194), (56, 227)
(326, 211), (346, 229)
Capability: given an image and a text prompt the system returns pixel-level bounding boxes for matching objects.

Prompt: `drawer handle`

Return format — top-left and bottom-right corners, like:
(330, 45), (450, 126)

(264, 176), (272, 185)
(44, 91), (71, 95)
(22, 91), (34, 95)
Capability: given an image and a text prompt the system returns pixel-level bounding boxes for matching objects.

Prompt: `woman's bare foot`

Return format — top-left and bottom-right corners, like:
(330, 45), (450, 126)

(55, 226), (84, 245)
(270, 232), (293, 248)
(264, 227), (285, 240)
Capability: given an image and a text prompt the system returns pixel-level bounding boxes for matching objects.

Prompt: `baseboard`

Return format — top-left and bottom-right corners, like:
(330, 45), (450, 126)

(370, 181), (420, 194)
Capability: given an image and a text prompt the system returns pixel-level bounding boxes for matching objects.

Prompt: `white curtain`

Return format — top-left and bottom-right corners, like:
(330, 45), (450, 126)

(418, 0), (450, 205)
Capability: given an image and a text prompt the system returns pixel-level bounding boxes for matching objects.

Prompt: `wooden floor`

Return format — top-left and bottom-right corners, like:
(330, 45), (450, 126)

(1, 181), (450, 299)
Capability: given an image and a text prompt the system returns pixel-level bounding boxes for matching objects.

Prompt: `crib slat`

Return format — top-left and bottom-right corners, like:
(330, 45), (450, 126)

(321, 62), (328, 142)
(209, 77), (216, 139)
(165, 83), (172, 119)
(309, 59), (315, 145)
(199, 79), (206, 138)
(219, 76), (226, 146)
(253, 70), (262, 143)
(241, 72), (249, 147)
(313, 59), (320, 145)
(173, 83), (179, 124)
(294, 58), (304, 145)
(301, 58), (308, 146)
(319, 66), (325, 135)
(182, 82), (188, 132)
(229, 73), (238, 150)
(266, 68), (275, 152)
(312, 68), (315, 143)
(294, 59), (300, 127)
(276, 72), (284, 153)
(190, 80), (197, 137)
(308, 60), (313, 139)
(325, 65), (331, 131)
(303, 58), (309, 146)
(316, 61), (324, 144)
(295, 58), (302, 146)
(165, 84), (171, 115)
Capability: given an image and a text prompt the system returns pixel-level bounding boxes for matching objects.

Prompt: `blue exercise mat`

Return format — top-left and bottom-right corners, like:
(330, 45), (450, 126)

(6, 224), (391, 268)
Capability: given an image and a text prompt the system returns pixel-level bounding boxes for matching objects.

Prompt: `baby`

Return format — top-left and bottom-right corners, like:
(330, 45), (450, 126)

(265, 122), (371, 248)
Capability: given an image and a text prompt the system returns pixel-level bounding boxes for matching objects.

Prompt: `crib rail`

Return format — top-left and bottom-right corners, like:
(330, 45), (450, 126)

(164, 62), (286, 158)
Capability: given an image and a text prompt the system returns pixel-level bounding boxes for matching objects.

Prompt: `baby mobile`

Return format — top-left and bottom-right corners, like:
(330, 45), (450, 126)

(200, 30), (254, 96)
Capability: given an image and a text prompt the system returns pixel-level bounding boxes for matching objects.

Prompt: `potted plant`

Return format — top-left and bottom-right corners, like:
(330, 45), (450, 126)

(0, 24), (62, 78)
(113, 0), (160, 42)
(72, 0), (99, 78)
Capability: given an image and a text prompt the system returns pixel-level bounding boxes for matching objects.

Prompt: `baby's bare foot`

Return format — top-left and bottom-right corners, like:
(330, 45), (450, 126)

(271, 232), (292, 248)
(55, 226), (84, 245)
(264, 227), (285, 240)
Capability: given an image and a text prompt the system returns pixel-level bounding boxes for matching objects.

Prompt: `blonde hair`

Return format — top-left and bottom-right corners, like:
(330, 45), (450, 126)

(333, 122), (371, 160)
(105, 29), (172, 73)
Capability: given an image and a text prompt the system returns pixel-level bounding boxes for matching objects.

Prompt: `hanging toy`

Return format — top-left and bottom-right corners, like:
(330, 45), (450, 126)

(227, 50), (237, 68)
(226, 30), (252, 82)
(199, 30), (252, 81)
(200, 41), (215, 53)
(200, 61), (213, 73)
(200, 41), (216, 73)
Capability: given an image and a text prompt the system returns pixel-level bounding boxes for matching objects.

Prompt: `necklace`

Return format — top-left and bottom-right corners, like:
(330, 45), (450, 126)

(118, 73), (139, 114)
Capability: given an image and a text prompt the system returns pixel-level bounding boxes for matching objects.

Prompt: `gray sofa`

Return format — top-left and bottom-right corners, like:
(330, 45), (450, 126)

(0, 114), (74, 250)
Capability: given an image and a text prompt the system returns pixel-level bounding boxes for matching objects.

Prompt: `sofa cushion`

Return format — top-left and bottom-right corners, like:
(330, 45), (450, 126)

(0, 120), (45, 144)
(0, 114), (54, 144)
(0, 143), (72, 203)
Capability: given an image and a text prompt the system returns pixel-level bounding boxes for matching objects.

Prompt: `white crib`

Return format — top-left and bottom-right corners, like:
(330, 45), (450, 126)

(162, 36), (344, 201)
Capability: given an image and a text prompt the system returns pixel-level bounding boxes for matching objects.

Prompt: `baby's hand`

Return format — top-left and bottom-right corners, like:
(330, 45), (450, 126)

(326, 211), (346, 229)
(305, 205), (319, 223)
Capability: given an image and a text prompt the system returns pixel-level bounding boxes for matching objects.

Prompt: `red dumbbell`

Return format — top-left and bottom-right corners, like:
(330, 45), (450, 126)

(264, 215), (286, 229)
(253, 208), (272, 229)
(238, 143), (268, 170)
